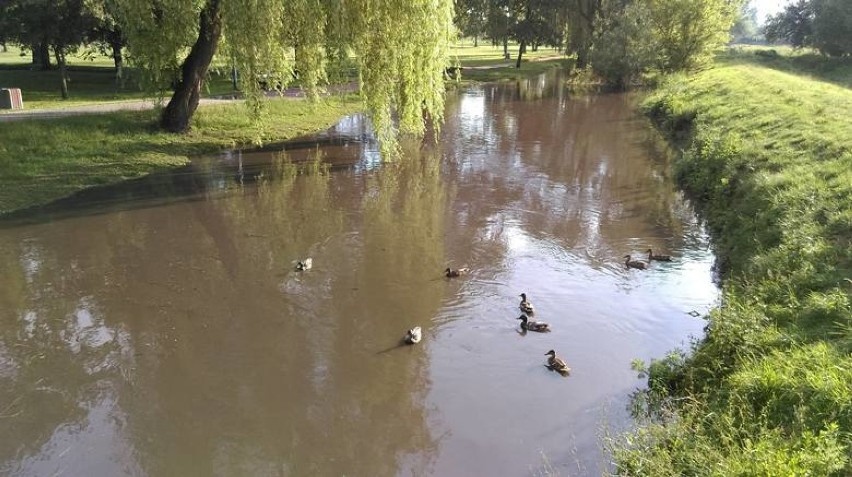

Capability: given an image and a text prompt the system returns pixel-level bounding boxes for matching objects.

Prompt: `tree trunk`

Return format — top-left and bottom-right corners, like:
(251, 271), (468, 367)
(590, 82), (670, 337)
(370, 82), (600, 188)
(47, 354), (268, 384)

(110, 34), (124, 83)
(503, 37), (509, 59)
(32, 42), (51, 70)
(515, 40), (526, 68)
(572, 0), (598, 69)
(576, 40), (589, 69)
(160, 0), (223, 133)
(1, 43), (6, 53)
(54, 46), (69, 99)
(474, 35), (478, 47)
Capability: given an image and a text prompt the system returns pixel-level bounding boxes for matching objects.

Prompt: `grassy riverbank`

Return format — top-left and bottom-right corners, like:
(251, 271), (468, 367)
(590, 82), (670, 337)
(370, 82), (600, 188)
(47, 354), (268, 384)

(0, 97), (361, 215)
(613, 55), (852, 474)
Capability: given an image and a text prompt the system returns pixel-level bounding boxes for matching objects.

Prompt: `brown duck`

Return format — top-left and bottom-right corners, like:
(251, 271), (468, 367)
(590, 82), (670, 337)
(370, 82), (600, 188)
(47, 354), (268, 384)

(445, 267), (470, 278)
(519, 293), (535, 314)
(647, 249), (673, 262)
(624, 255), (648, 270)
(545, 349), (570, 375)
(517, 314), (550, 332)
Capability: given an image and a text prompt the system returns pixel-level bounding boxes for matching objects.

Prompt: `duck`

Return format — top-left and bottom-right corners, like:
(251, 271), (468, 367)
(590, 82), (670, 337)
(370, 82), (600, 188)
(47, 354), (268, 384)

(295, 258), (312, 271)
(517, 314), (550, 332)
(445, 267), (470, 278)
(545, 349), (570, 375)
(647, 249), (673, 262)
(624, 255), (648, 270)
(404, 326), (422, 345)
(519, 293), (535, 314)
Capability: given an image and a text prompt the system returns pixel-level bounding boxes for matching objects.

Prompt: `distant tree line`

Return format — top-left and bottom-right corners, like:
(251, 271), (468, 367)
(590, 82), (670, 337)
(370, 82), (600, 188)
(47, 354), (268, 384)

(764, 0), (852, 56)
(455, 0), (742, 87)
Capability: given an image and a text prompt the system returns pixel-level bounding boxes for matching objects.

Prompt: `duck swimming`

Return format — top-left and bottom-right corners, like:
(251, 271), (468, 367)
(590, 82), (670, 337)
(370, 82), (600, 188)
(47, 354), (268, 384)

(545, 349), (570, 375)
(624, 255), (648, 270)
(519, 293), (535, 314)
(445, 267), (470, 278)
(517, 314), (550, 332)
(647, 249), (673, 262)
(296, 258), (313, 271)
(404, 327), (422, 345)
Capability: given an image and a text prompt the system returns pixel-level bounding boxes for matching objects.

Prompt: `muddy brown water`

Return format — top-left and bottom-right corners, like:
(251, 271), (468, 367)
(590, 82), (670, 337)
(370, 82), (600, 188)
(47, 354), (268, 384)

(0, 76), (717, 476)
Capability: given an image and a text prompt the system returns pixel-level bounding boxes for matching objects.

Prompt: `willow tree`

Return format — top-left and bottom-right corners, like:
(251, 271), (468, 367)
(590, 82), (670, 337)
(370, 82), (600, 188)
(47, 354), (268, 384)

(114, 0), (454, 156)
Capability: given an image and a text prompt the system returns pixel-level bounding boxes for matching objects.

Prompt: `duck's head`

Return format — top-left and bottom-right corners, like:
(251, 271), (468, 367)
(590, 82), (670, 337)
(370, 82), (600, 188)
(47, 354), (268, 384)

(545, 349), (556, 356)
(623, 255), (631, 259)
(445, 268), (451, 273)
(520, 293), (527, 300)
(646, 249), (653, 254)
(517, 314), (528, 322)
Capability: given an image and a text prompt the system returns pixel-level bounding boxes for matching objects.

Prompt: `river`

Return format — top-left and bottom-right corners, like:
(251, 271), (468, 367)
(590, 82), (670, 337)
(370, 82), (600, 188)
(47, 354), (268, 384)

(0, 75), (716, 476)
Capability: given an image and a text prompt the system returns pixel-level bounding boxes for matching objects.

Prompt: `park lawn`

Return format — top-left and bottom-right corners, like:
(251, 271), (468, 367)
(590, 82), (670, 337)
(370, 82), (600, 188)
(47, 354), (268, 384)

(449, 40), (564, 65)
(0, 63), (238, 110)
(0, 45), (247, 109)
(449, 40), (570, 81)
(613, 53), (852, 475)
(459, 58), (572, 82)
(0, 96), (362, 215)
(1, 41), (570, 110)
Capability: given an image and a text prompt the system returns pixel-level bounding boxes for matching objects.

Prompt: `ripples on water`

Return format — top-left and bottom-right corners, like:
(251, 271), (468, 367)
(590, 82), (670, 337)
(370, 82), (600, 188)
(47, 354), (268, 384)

(0, 72), (716, 476)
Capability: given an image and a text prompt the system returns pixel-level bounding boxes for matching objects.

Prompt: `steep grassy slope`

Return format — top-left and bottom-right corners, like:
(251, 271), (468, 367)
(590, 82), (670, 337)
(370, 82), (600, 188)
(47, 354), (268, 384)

(614, 58), (852, 475)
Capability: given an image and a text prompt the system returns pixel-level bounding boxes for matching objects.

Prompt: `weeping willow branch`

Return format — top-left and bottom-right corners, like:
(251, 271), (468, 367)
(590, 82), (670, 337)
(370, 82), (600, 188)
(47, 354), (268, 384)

(114, 0), (454, 158)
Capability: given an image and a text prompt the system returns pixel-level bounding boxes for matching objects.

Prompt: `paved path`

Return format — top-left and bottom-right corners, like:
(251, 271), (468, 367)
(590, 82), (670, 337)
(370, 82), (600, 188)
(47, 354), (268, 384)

(0, 82), (359, 122)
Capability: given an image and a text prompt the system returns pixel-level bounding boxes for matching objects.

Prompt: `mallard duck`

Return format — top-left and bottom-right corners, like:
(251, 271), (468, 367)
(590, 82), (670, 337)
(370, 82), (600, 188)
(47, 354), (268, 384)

(647, 249), (673, 262)
(445, 267), (470, 278)
(404, 326), (422, 345)
(517, 314), (550, 332)
(545, 349), (570, 374)
(295, 258), (313, 271)
(624, 255), (648, 270)
(519, 293), (535, 314)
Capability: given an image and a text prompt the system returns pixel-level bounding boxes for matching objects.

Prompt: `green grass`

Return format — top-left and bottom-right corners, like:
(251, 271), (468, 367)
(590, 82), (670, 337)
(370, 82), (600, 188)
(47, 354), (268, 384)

(448, 40), (570, 82)
(0, 44), (117, 67)
(0, 45), (249, 109)
(450, 40), (564, 65)
(0, 64), (149, 108)
(459, 58), (573, 82)
(0, 96), (361, 215)
(613, 55), (852, 475)
(726, 45), (852, 89)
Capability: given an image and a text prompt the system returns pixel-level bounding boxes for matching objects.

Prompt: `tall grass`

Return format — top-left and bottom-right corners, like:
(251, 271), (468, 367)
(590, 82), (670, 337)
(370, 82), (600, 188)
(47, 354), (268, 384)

(613, 56), (852, 474)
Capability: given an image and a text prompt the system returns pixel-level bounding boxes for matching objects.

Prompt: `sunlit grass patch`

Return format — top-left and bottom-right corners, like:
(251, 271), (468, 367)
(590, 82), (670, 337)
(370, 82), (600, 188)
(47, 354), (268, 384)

(0, 96), (361, 214)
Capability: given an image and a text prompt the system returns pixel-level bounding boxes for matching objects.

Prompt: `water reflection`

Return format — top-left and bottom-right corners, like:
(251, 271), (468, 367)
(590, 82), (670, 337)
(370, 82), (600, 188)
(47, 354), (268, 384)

(0, 73), (716, 476)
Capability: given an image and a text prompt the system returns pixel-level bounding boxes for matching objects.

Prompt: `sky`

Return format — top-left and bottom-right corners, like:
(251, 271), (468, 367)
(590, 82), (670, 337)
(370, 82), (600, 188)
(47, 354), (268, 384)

(750, 0), (788, 24)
